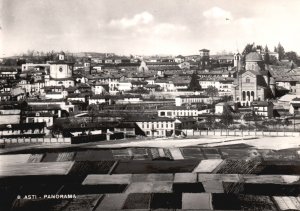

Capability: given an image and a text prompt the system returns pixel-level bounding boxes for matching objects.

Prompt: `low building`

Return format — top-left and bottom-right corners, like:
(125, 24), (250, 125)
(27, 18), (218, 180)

(175, 95), (211, 106)
(174, 55), (185, 63)
(0, 122), (47, 138)
(114, 122), (137, 136)
(89, 95), (111, 105)
(289, 98), (300, 115)
(27, 99), (75, 113)
(198, 77), (234, 96)
(21, 63), (50, 72)
(118, 81), (132, 91)
(0, 93), (12, 101)
(215, 102), (237, 114)
(115, 94), (142, 104)
(251, 101), (274, 118)
(45, 91), (68, 99)
(158, 106), (199, 119)
(25, 112), (54, 127)
(18, 80), (45, 95)
(0, 106), (20, 124)
(67, 93), (87, 103)
(45, 76), (75, 88)
(0, 67), (19, 79)
(93, 83), (109, 95)
(26, 104), (62, 118)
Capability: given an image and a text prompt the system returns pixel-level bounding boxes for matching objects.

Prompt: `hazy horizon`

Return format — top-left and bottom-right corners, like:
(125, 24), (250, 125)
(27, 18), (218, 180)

(1, 0), (300, 57)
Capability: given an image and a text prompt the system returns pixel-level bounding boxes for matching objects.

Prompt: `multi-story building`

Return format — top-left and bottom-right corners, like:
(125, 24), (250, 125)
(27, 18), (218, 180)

(134, 116), (175, 137)
(175, 95), (211, 106)
(251, 101), (274, 118)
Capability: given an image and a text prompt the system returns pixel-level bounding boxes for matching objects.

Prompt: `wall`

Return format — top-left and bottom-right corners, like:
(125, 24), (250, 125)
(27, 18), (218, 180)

(0, 114), (20, 124)
(21, 63), (50, 71)
(0, 137), (71, 144)
(183, 129), (300, 137)
(146, 91), (197, 100)
(50, 64), (72, 79)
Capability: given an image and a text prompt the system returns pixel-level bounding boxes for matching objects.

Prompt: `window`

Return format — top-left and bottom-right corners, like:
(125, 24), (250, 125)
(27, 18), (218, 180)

(160, 111), (165, 116)
(59, 66), (63, 72)
(167, 112), (172, 116)
(246, 77), (250, 83)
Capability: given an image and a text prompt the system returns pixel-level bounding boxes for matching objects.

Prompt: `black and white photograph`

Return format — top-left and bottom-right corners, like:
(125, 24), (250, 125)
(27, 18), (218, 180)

(1, 0), (300, 210)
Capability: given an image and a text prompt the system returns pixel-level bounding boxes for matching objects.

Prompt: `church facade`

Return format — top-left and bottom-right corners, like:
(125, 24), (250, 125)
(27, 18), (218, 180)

(232, 52), (275, 107)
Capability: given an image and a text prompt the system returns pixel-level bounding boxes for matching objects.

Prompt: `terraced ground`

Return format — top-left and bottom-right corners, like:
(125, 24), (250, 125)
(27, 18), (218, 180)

(1, 145), (300, 210)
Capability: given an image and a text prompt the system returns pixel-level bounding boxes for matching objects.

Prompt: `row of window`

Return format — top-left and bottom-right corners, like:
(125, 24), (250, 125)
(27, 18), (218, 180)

(160, 111), (197, 116)
(146, 130), (164, 136)
(182, 99), (207, 103)
(142, 122), (173, 129)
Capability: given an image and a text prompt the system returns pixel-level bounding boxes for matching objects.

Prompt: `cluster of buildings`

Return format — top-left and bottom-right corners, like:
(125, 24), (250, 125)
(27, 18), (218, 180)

(0, 48), (299, 141)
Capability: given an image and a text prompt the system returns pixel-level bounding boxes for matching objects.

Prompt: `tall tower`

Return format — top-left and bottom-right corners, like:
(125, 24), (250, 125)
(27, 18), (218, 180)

(199, 49), (210, 70)
(234, 53), (242, 71)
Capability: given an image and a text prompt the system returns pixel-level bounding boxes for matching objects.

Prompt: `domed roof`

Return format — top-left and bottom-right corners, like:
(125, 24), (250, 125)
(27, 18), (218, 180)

(245, 52), (263, 62)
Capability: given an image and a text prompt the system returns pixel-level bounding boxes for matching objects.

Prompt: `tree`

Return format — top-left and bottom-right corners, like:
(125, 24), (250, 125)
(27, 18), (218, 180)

(264, 45), (270, 65)
(220, 107), (234, 130)
(256, 45), (263, 51)
(205, 115), (215, 129)
(269, 55), (279, 65)
(87, 104), (98, 123)
(242, 43), (256, 56)
(275, 42), (285, 61)
(205, 86), (219, 103)
(285, 51), (298, 63)
(188, 72), (202, 91)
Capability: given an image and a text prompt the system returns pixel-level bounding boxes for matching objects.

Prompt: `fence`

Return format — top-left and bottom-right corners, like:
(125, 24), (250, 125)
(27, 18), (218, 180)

(71, 132), (124, 144)
(0, 132), (126, 145)
(71, 134), (107, 144)
(183, 129), (300, 137)
(0, 137), (71, 144)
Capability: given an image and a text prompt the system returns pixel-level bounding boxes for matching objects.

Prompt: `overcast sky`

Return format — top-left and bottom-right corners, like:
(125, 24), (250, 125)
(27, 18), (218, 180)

(1, 0), (300, 56)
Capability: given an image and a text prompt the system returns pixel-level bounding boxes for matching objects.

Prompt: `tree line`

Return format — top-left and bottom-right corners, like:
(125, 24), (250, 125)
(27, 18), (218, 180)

(242, 42), (300, 66)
